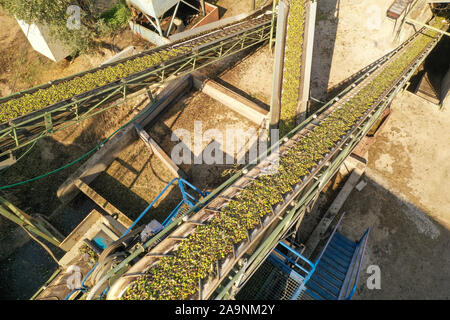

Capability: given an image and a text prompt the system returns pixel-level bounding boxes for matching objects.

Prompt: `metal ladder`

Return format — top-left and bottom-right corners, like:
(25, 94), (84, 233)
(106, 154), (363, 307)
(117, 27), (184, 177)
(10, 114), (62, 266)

(237, 213), (370, 300)
(301, 225), (370, 300)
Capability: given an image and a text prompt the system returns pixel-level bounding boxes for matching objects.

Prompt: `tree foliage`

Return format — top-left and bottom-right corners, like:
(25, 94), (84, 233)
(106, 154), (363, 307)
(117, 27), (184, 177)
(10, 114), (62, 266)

(0, 0), (129, 53)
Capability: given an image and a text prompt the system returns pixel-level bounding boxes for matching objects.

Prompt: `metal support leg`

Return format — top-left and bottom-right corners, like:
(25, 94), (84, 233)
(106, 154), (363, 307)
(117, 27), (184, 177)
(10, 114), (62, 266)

(0, 196), (63, 247)
(201, 0), (206, 15)
(166, 2), (181, 37)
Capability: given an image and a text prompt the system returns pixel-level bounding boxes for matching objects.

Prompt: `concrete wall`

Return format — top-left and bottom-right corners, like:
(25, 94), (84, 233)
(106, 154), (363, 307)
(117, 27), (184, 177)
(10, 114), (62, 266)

(16, 20), (71, 62)
(441, 67), (450, 109)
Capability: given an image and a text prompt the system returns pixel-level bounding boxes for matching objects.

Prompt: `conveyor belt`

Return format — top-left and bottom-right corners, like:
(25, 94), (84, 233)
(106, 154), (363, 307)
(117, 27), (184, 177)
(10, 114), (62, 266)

(0, 11), (273, 158)
(103, 23), (444, 300)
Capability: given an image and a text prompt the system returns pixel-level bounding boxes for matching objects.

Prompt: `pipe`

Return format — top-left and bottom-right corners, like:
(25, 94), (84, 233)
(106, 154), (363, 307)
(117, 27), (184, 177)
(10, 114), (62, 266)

(121, 178), (180, 237)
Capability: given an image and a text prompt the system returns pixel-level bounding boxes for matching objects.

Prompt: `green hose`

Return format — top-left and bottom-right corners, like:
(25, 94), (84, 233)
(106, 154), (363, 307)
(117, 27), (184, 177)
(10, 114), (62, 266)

(0, 103), (150, 190)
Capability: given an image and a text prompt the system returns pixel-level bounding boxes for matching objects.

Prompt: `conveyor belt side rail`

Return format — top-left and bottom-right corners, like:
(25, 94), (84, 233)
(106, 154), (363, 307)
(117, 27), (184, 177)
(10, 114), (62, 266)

(87, 25), (442, 300)
(215, 29), (442, 300)
(0, 14), (274, 158)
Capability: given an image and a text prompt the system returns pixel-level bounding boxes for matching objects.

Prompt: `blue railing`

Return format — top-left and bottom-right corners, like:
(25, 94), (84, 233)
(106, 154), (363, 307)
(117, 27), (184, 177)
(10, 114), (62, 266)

(122, 178), (208, 237)
(67, 178), (207, 300)
(313, 213), (346, 265)
(338, 228), (370, 300)
(270, 241), (315, 279)
(264, 213), (370, 300)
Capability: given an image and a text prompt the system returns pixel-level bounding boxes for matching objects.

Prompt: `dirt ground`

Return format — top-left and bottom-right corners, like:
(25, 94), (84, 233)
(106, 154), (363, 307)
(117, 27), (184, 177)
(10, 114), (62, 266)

(305, 0), (450, 299)
(0, 6), (150, 219)
(214, 0), (253, 19)
(339, 117), (450, 300)
(310, 0), (431, 100)
(0, 7), (148, 227)
(367, 91), (450, 229)
(220, 45), (274, 107)
(0, 8), (148, 97)
(91, 89), (262, 225)
(339, 178), (450, 299)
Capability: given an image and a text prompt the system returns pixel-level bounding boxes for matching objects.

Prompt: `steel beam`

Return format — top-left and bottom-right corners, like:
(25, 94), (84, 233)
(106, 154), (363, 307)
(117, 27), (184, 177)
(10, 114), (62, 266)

(0, 196), (62, 247)
(269, 0), (288, 132)
(405, 17), (450, 36)
(297, 0), (317, 123)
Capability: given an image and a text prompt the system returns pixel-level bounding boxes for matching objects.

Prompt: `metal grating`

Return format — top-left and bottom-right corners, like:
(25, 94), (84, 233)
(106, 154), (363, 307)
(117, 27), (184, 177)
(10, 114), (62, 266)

(236, 256), (309, 300)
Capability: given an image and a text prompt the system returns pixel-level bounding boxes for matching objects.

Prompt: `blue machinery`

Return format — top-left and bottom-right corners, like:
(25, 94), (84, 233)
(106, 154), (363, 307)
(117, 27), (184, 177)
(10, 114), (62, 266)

(237, 214), (370, 300)
(63, 177), (208, 300)
(122, 177), (208, 237)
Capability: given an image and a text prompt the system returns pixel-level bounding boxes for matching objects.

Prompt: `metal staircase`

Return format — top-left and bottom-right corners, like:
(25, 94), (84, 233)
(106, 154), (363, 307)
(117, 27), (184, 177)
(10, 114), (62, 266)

(302, 226), (370, 300)
(237, 213), (370, 300)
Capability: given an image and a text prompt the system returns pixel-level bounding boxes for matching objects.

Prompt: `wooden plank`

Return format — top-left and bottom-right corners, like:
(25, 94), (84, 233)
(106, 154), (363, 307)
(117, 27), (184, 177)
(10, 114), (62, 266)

(58, 209), (102, 252)
(196, 78), (268, 126)
(351, 137), (375, 161)
(0, 153), (16, 170)
(74, 178), (133, 229)
(303, 166), (365, 258)
(57, 75), (192, 203)
(135, 124), (187, 179)
(138, 75), (192, 128)
(415, 72), (440, 104)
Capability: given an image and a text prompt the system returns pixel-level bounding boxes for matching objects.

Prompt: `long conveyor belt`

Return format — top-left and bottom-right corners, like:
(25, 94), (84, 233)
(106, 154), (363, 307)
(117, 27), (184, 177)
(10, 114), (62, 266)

(0, 11), (274, 159)
(99, 22), (445, 300)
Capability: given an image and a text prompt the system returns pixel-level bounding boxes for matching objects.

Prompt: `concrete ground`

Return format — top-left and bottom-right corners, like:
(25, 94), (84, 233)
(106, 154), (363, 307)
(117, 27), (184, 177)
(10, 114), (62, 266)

(311, 0), (431, 100)
(335, 91), (450, 299)
(220, 45), (274, 107)
(307, 0), (449, 299)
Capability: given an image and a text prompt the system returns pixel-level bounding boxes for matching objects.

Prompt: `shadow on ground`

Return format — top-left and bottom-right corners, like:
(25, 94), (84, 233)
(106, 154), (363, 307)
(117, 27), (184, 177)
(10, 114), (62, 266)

(295, 173), (450, 300)
(309, 0), (340, 105)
